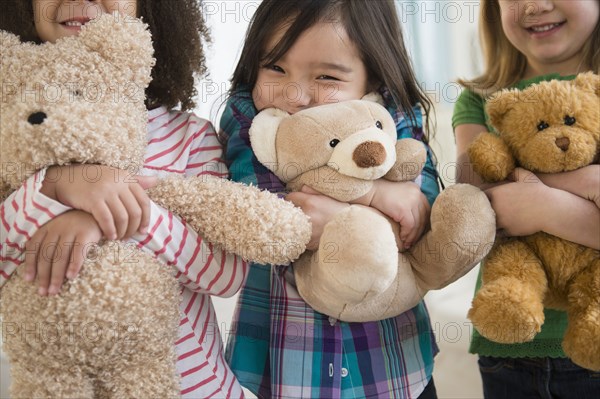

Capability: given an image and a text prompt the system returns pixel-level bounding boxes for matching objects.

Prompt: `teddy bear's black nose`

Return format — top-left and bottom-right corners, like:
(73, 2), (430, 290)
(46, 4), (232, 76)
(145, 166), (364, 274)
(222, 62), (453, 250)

(28, 112), (47, 125)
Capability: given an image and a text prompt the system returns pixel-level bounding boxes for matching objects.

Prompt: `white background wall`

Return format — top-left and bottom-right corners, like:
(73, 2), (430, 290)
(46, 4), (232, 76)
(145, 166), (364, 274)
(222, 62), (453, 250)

(1, 2), (486, 397)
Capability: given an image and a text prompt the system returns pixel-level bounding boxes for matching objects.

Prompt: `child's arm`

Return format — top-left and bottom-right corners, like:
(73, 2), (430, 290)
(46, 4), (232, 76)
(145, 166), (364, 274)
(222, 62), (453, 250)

(1, 170), (71, 287)
(455, 124), (600, 250)
(23, 210), (102, 296)
(138, 118), (248, 297)
(535, 165), (600, 208)
(40, 165), (154, 240)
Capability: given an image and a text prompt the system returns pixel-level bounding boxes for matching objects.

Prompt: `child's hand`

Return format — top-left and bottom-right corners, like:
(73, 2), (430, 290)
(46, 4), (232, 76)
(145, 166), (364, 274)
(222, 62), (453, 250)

(41, 165), (155, 240)
(368, 180), (430, 248)
(23, 210), (102, 296)
(485, 169), (550, 237)
(285, 186), (350, 250)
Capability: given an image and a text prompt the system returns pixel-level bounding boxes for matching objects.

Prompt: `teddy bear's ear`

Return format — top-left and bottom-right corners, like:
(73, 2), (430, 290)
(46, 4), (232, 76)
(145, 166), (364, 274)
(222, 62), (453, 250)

(0, 31), (22, 52)
(573, 72), (600, 97)
(486, 89), (520, 132)
(249, 108), (290, 170)
(361, 92), (385, 106)
(77, 12), (154, 86)
(0, 32), (25, 83)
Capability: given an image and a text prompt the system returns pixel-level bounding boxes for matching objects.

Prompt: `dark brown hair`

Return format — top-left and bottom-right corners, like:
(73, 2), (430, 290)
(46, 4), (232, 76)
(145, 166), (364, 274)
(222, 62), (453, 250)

(229, 0), (434, 142)
(0, 0), (210, 110)
(459, 0), (600, 94)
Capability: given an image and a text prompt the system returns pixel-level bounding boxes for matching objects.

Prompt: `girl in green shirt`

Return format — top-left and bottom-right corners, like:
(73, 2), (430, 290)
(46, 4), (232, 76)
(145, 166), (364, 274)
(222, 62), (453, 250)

(452, 0), (600, 398)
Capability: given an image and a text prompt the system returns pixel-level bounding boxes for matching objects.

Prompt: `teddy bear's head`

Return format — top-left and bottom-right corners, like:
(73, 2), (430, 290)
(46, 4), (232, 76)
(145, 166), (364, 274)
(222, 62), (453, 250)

(249, 97), (398, 188)
(486, 72), (599, 173)
(0, 13), (154, 192)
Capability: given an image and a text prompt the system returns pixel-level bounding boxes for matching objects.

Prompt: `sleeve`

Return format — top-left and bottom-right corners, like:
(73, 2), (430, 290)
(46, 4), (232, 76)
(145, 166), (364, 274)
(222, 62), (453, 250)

(220, 95), (287, 194)
(451, 89), (488, 130)
(397, 107), (440, 206)
(135, 116), (248, 297)
(1, 169), (71, 286)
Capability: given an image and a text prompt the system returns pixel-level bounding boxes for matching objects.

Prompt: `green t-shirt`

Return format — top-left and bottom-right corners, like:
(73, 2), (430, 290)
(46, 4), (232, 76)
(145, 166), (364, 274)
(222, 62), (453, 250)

(453, 73), (576, 358)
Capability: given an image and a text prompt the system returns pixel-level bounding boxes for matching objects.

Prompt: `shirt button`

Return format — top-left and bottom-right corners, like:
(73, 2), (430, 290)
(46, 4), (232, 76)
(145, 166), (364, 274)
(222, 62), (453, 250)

(341, 368), (348, 377)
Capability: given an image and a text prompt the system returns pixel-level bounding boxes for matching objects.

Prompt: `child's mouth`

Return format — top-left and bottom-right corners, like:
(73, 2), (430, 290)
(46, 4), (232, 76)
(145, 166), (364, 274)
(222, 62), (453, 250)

(526, 21), (565, 36)
(60, 18), (91, 30)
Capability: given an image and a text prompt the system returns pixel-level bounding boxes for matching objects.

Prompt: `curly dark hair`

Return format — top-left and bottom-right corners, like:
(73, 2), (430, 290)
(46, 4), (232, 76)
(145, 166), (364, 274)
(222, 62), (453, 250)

(0, 1), (210, 111)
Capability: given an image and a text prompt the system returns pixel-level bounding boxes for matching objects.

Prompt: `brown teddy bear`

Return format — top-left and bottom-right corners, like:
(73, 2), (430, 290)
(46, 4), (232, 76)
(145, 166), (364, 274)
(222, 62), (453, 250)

(0, 14), (310, 398)
(467, 72), (600, 371)
(249, 96), (496, 322)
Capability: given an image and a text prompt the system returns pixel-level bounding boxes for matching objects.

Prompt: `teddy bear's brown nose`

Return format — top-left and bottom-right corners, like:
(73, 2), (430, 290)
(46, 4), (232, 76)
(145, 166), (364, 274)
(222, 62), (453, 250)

(353, 141), (386, 168)
(555, 137), (570, 151)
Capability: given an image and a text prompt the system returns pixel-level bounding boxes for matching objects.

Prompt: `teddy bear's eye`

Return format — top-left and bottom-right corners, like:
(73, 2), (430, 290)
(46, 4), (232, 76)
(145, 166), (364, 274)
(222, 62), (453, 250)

(564, 115), (576, 126)
(329, 139), (340, 148)
(28, 111), (47, 125)
(537, 121), (549, 131)
(375, 121), (383, 129)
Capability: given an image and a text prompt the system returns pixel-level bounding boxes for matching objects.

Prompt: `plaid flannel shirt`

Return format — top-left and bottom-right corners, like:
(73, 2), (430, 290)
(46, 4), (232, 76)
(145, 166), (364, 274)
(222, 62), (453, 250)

(220, 90), (440, 399)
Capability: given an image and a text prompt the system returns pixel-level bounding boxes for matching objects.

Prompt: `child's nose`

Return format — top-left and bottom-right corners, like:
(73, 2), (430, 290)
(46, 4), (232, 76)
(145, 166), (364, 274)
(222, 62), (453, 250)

(285, 83), (313, 112)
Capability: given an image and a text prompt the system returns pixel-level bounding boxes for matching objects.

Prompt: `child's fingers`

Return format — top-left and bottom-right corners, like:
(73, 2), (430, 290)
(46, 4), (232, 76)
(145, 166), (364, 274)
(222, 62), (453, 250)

(24, 230), (46, 282)
(36, 235), (60, 296)
(92, 202), (118, 240)
(66, 242), (86, 281)
(47, 238), (73, 295)
(106, 196), (129, 240)
(131, 184), (151, 235)
(119, 190), (143, 239)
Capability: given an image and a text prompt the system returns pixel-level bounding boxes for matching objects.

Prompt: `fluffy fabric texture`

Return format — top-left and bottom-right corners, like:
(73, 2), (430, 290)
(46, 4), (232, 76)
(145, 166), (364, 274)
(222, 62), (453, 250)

(250, 99), (496, 322)
(0, 13), (310, 398)
(467, 72), (600, 371)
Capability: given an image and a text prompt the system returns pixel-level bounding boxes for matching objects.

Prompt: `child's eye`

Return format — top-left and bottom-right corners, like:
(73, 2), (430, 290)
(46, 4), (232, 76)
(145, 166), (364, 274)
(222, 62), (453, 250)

(267, 64), (285, 73)
(317, 75), (340, 81)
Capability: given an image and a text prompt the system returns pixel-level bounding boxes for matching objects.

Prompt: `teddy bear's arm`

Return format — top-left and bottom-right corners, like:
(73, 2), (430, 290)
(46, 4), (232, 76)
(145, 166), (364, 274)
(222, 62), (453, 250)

(148, 175), (311, 266)
(468, 132), (516, 182)
(384, 138), (427, 182)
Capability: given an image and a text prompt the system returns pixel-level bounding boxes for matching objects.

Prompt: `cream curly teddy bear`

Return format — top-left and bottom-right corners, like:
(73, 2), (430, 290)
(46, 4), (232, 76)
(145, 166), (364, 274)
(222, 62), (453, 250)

(0, 14), (310, 398)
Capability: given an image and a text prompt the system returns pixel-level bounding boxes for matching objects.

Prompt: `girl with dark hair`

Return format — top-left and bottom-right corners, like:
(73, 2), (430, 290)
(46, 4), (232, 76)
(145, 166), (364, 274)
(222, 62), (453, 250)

(220, 1), (440, 398)
(1, 1), (247, 397)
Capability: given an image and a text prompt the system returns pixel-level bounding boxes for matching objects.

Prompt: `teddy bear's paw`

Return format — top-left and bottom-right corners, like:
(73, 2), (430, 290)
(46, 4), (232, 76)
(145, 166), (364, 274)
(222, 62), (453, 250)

(412, 184), (495, 289)
(563, 314), (600, 371)
(468, 278), (544, 343)
(316, 205), (398, 304)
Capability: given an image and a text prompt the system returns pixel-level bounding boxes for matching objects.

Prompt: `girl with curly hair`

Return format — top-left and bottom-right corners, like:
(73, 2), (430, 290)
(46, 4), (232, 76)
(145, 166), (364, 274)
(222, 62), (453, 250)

(1, 1), (247, 397)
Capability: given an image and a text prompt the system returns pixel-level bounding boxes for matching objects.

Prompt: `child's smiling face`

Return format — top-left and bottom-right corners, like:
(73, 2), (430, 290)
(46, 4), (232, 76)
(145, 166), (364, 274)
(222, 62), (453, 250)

(252, 20), (371, 115)
(33, 0), (138, 43)
(498, 0), (599, 72)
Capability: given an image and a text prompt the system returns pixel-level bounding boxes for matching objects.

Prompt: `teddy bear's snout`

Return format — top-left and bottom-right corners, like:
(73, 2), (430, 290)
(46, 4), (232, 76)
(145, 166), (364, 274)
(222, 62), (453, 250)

(555, 137), (570, 151)
(353, 141), (386, 168)
(27, 111), (47, 125)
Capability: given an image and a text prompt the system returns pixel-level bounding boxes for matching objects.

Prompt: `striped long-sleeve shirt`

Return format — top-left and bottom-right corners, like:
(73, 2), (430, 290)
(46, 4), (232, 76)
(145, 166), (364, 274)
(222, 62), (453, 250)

(0, 106), (246, 398)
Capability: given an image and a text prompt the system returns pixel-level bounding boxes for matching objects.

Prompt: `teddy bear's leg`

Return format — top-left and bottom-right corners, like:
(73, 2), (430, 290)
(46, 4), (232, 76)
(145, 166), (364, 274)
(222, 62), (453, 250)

(8, 363), (94, 399)
(562, 260), (600, 371)
(294, 205), (399, 319)
(407, 184), (496, 290)
(468, 240), (548, 343)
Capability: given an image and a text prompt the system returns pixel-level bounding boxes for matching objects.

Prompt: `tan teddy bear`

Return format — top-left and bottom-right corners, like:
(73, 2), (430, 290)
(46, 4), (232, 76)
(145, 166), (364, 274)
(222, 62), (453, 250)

(467, 72), (600, 371)
(0, 14), (310, 398)
(249, 97), (496, 322)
